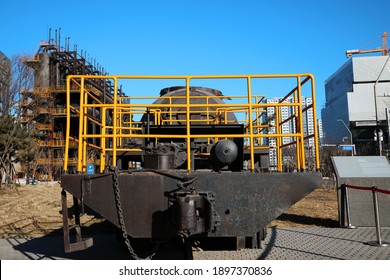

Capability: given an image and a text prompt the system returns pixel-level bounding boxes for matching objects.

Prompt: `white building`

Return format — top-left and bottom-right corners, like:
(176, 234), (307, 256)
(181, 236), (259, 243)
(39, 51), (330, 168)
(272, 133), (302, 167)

(321, 55), (390, 155)
(263, 97), (314, 169)
(317, 118), (324, 144)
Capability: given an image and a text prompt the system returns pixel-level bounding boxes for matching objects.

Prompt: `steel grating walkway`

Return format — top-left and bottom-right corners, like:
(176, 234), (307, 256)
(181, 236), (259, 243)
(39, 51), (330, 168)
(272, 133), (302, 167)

(193, 227), (390, 260)
(0, 227), (389, 260)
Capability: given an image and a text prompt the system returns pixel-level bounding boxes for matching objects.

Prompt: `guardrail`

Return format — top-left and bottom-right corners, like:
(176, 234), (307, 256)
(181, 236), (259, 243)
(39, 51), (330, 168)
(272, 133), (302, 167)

(340, 183), (390, 247)
(64, 74), (321, 173)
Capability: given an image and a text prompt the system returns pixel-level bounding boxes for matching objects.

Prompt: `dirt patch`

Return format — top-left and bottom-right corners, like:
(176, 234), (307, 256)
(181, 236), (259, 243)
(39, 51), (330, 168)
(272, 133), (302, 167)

(0, 182), (105, 238)
(0, 182), (339, 238)
(268, 188), (339, 228)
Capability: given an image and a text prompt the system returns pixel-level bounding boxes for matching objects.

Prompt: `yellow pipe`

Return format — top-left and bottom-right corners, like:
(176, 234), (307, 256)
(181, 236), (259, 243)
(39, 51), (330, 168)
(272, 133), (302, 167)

(247, 77), (255, 170)
(276, 106), (282, 172)
(82, 83), (88, 171)
(64, 76), (71, 172)
(80, 133), (302, 139)
(77, 77), (85, 172)
(307, 74), (321, 170)
(186, 77), (191, 171)
(296, 76), (306, 171)
(292, 89), (301, 170)
(113, 77), (118, 167)
(169, 97), (173, 125)
(100, 107), (107, 173)
(104, 148), (143, 152)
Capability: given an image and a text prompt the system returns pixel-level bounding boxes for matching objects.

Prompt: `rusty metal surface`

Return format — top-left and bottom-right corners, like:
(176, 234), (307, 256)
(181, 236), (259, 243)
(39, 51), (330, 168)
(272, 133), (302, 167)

(61, 189), (93, 253)
(61, 171), (322, 240)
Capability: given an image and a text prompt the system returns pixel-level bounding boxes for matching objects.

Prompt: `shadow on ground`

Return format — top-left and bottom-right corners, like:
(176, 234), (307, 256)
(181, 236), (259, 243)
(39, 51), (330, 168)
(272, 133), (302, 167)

(11, 221), (191, 260)
(275, 213), (339, 228)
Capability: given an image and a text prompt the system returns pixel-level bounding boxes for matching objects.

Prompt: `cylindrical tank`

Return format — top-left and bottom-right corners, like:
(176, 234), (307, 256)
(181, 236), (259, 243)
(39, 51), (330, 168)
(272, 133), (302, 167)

(141, 86), (237, 124)
(213, 139), (238, 165)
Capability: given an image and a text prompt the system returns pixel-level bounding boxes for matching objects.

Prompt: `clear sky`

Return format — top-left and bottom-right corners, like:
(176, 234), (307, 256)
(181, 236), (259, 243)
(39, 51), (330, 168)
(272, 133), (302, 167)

(2, 0), (389, 114)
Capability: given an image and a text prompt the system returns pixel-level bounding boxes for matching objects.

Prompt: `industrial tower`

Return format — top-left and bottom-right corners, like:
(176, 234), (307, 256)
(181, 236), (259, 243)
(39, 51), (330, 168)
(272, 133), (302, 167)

(20, 31), (121, 181)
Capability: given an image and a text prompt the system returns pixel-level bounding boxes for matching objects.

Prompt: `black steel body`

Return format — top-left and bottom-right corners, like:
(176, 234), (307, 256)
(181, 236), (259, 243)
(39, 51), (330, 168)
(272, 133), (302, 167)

(61, 171), (321, 239)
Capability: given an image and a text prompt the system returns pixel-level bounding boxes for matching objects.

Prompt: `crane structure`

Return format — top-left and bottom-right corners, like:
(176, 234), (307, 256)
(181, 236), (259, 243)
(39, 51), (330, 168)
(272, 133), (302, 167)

(346, 32), (389, 57)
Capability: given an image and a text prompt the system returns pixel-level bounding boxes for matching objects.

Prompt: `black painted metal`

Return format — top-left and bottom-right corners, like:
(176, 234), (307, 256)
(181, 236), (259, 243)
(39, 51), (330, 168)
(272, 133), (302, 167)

(61, 171), (322, 240)
(61, 189), (93, 253)
(146, 124), (244, 171)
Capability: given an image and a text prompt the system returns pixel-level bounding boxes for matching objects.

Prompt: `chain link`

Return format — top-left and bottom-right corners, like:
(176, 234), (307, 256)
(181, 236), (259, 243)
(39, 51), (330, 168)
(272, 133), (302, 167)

(111, 166), (158, 260)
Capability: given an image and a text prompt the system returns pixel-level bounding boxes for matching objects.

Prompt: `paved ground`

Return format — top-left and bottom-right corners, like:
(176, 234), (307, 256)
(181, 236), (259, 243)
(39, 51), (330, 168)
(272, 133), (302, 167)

(195, 227), (390, 260)
(1, 227), (389, 260)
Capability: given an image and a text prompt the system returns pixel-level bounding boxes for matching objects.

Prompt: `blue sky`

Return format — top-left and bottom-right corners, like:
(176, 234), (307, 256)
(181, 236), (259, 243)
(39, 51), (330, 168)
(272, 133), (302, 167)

(2, 0), (389, 114)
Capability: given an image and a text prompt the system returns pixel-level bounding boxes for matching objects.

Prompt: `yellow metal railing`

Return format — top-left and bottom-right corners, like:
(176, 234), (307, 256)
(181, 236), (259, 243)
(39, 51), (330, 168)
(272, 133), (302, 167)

(64, 74), (320, 173)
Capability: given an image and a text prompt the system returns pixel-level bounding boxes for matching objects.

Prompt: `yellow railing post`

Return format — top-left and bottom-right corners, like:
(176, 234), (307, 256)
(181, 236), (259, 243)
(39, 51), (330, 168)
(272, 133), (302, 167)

(113, 77), (118, 167)
(64, 76), (71, 172)
(293, 89), (301, 171)
(276, 105), (282, 172)
(296, 76), (306, 171)
(247, 76), (255, 171)
(100, 107), (107, 173)
(77, 77), (85, 172)
(308, 74), (321, 170)
(82, 80), (88, 172)
(186, 77), (191, 171)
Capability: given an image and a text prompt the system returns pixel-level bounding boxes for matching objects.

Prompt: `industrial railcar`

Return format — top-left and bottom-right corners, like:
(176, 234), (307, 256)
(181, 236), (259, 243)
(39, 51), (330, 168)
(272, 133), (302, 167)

(60, 74), (322, 259)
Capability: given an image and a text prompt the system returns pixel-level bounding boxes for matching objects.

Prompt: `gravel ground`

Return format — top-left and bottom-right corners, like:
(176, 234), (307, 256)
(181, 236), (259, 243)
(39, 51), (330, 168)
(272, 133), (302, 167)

(0, 182), (339, 239)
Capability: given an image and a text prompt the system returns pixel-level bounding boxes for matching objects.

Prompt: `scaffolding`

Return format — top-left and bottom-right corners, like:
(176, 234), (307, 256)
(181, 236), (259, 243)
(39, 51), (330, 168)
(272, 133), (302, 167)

(21, 36), (119, 181)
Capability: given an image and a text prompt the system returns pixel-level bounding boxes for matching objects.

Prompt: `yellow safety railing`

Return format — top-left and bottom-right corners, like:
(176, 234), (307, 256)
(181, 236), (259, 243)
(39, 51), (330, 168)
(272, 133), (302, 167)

(64, 74), (320, 173)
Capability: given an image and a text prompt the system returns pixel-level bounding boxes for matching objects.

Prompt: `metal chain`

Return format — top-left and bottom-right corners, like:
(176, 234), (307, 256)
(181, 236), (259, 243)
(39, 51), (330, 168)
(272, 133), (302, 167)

(111, 167), (158, 260)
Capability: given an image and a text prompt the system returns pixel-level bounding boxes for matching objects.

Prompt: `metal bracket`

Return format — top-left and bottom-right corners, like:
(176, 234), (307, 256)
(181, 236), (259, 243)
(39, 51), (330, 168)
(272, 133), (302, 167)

(61, 189), (93, 253)
(173, 191), (220, 237)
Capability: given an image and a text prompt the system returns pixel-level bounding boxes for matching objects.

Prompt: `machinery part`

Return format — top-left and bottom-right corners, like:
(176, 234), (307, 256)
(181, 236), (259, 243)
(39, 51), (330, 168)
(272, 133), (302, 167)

(212, 139), (238, 169)
(144, 143), (187, 170)
(172, 191), (220, 238)
(214, 139), (238, 164)
(144, 153), (175, 170)
(144, 124), (245, 171)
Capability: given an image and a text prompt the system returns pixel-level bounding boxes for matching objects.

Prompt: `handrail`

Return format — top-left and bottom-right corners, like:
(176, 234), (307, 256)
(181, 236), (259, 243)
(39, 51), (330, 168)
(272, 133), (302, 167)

(64, 74), (320, 173)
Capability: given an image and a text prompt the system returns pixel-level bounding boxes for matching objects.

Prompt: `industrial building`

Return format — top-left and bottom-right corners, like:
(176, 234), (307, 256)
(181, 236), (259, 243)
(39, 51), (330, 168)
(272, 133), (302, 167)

(0, 51), (10, 116)
(321, 32), (390, 156)
(321, 55), (390, 156)
(20, 33), (120, 181)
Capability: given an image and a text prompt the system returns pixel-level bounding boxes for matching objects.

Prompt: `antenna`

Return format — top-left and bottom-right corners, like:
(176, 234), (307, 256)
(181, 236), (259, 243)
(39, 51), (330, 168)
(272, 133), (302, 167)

(55, 29), (57, 46)
(58, 27), (61, 49)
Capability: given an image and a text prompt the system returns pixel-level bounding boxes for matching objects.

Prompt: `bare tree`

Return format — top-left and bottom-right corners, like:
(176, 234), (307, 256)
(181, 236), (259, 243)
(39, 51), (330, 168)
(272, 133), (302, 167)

(4, 54), (34, 116)
(0, 54), (35, 187)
